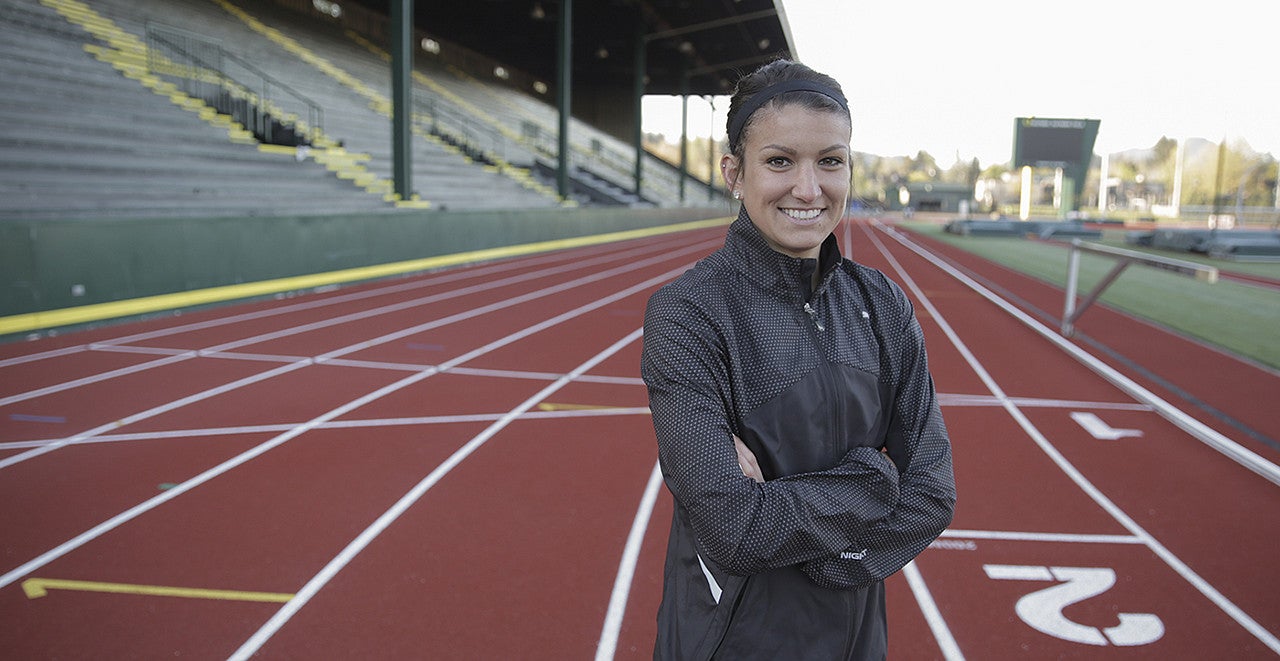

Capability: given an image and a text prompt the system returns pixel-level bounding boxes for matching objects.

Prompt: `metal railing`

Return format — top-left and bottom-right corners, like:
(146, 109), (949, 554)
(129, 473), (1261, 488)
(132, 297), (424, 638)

(145, 22), (323, 146)
(1174, 205), (1280, 229)
(415, 96), (505, 165)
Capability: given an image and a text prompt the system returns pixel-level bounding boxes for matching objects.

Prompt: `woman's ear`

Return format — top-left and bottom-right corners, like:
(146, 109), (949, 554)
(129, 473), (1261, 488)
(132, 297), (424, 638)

(721, 154), (741, 195)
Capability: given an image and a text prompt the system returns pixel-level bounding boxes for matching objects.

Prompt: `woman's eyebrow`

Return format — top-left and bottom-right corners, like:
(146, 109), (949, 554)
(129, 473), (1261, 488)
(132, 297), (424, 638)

(759, 144), (848, 155)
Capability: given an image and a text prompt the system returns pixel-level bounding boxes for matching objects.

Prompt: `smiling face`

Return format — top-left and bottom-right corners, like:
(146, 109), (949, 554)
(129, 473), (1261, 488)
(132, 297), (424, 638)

(722, 103), (852, 260)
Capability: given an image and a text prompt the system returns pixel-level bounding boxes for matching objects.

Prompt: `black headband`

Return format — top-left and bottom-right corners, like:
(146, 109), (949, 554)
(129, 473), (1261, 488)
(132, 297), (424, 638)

(727, 79), (849, 147)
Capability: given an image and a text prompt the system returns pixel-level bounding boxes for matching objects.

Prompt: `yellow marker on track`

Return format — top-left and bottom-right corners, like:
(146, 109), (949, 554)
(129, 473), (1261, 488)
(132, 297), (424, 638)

(22, 578), (294, 603)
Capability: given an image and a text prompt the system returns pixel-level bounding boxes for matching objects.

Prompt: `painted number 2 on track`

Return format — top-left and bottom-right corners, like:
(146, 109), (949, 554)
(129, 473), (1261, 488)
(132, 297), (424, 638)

(983, 564), (1165, 646)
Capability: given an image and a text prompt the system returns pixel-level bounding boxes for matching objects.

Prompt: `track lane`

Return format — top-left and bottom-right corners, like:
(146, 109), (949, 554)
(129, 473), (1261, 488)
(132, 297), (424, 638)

(0, 235), (712, 464)
(899, 227), (1280, 458)
(249, 406), (661, 658)
(0, 230), (721, 655)
(0, 357), (285, 449)
(855, 219), (1280, 657)
(0, 233), (688, 363)
(0, 349), (163, 401)
(230, 306), (659, 657)
(5, 218), (1276, 658)
(0, 234), (684, 406)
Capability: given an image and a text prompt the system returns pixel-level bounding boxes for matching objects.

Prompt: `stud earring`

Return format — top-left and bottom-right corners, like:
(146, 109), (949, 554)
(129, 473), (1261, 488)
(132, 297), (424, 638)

(733, 190), (742, 200)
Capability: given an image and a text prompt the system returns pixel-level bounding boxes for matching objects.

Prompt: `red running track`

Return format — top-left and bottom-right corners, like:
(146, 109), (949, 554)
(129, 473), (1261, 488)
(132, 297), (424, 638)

(0, 218), (1277, 659)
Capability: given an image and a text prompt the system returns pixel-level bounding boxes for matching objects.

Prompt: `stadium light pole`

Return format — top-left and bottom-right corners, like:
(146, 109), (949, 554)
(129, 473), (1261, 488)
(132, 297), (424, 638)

(1211, 137), (1227, 230)
(556, 0), (573, 202)
(1019, 166), (1032, 221)
(1171, 138), (1185, 219)
(1097, 151), (1109, 214)
(390, 0), (413, 202)
(1272, 151), (1280, 215)
(1274, 161), (1280, 212)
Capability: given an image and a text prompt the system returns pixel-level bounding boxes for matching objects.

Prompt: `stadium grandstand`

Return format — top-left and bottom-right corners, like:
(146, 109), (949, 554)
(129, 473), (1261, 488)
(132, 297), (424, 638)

(0, 0), (796, 337)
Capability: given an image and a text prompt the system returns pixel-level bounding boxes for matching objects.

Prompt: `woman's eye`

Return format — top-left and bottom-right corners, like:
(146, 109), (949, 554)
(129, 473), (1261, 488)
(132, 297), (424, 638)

(766, 156), (791, 167)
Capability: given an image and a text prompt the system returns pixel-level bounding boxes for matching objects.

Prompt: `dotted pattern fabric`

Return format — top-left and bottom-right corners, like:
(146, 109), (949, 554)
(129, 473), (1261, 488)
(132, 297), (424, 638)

(642, 209), (956, 659)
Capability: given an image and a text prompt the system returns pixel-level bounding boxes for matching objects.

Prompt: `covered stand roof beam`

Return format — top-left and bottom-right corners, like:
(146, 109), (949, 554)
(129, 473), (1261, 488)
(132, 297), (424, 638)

(639, 8), (783, 205)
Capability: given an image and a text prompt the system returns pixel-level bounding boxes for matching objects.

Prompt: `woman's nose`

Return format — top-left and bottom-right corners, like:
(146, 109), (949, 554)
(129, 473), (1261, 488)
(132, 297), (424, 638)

(792, 163), (820, 200)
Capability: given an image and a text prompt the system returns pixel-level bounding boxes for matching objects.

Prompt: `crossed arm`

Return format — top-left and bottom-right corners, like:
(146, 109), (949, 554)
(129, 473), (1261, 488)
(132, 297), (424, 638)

(643, 293), (955, 588)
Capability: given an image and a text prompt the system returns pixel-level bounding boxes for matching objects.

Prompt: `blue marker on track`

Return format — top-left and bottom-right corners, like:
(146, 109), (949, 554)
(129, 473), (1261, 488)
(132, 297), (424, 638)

(9, 414), (67, 424)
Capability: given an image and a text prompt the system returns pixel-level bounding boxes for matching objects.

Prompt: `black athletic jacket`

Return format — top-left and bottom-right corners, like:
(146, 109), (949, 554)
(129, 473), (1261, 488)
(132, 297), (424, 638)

(641, 211), (956, 660)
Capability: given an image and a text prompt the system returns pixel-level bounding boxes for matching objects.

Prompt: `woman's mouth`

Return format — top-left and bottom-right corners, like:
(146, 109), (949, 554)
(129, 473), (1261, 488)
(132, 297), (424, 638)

(781, 207), (824, 224)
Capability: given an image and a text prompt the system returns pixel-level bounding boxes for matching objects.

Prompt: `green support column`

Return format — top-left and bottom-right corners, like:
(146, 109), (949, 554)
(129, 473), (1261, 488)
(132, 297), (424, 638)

(707, 96), (716, 202)
(390, 0), (413, 201)
(632, 18), (645, 200)
(556, 0), (573, 201)
(678, 65), (688, 203)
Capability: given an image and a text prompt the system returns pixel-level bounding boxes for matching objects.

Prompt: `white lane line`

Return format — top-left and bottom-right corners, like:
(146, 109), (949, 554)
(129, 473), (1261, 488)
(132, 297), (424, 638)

(0, 260), (688, 588)
(0, 366), (436, 592)
(1, 407), (656, 451)
(0, 388), (1142, 455)
(0, 235), (659, 367)
(0, 351), (199, 408)
(866, 222), (1280, 655)
(228, 327), (648, 660)
(195, 350), (311, 364)
(87, 344), (192, 356)
(903, 561), (965, 661)
(0, 236), (690, 407)
(1, 424), (303, 449)
(938, 394), (1152, 411)
(0, 240), (716, 471)
(0, 345), (88, 369)
(595, 460), (665, 661)
(190, 241), (685, 358)
(17, 385), (1146, 455)
(0, 360), (314, 470)
(311, 357), (441, 372)
(879, 223), (1280, 486)
(938, 529), (1144, 545)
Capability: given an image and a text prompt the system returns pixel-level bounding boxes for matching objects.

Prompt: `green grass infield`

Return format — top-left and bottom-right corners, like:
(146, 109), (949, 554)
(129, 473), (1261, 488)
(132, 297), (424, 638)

(898, 222), (1280, 370)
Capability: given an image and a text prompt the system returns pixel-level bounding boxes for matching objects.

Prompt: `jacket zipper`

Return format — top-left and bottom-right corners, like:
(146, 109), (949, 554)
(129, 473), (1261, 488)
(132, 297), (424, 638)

(803, 301), (824, 331)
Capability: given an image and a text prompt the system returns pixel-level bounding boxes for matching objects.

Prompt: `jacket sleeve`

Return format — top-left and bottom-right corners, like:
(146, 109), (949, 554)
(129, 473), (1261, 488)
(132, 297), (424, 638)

(642, 290), (901, 577)
(801, 286), (957, 590)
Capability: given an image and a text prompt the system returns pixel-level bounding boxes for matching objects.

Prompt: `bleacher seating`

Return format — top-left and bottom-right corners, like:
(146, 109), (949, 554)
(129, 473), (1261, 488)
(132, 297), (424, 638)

(0, 0), (396, 219)
(0, 0), (714, 220)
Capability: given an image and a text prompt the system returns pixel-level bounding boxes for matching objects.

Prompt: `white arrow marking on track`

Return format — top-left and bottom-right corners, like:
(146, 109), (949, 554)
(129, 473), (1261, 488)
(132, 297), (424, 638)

(1071, 412), (1143, 440)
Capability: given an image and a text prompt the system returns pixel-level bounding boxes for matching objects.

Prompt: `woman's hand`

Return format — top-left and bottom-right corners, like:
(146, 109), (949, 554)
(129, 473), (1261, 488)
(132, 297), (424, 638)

(734, 435), (765, 483)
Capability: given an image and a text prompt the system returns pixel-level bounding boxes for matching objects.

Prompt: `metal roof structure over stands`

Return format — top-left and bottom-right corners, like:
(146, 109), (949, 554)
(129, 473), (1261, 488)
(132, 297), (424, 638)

(380, 0), (799, 96)
(344, 0), (798, 200)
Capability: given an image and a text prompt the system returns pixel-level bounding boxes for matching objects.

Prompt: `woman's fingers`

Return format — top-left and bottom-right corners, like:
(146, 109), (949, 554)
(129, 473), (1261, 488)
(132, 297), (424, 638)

(733, 435), (765, 483)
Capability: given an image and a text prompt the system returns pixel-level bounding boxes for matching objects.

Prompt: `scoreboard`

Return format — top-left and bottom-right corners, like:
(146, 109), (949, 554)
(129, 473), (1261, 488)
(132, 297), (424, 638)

(1012, 117), (1100, 171)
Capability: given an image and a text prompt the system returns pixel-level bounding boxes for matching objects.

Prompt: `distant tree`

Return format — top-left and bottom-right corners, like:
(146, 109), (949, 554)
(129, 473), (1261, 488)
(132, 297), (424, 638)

(1149, 137), (1178, 201)
(981, 163), (1011, 180)
(1179, 139), (1266, 207)
(1152, 136), (1178, 164)
(907, 150), (939, 182)
(850, 152), (881, 205)
(940, 157), (981, 186)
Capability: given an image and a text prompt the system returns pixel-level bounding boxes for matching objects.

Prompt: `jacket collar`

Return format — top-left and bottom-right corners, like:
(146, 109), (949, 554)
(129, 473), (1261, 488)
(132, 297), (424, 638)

(725, 207), (842, 301)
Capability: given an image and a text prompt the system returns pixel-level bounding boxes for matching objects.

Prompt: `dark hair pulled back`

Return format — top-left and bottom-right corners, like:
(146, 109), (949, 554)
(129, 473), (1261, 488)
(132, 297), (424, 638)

(725, 59), (849, 159)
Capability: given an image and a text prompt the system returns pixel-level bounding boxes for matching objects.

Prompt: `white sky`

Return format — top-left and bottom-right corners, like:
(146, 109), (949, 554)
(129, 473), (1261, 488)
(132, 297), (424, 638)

(643, 0), (1280, 167)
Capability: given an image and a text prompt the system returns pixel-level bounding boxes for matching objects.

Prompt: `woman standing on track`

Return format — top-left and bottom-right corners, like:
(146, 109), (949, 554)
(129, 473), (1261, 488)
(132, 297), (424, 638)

(641, 59), (956, 660)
